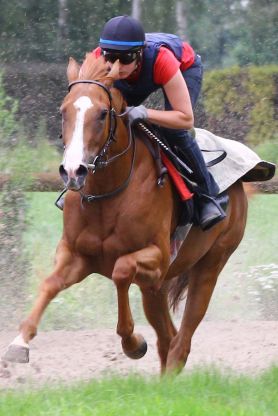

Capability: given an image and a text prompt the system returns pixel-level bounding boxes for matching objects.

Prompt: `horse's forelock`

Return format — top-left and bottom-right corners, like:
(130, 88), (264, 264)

(78, 53), (110, 81)
(76, 53), (124, 111)
(78, 53), (121, 86)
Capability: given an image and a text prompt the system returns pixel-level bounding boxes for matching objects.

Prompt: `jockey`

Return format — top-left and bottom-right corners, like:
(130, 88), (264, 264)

(93, 15), (227, 231)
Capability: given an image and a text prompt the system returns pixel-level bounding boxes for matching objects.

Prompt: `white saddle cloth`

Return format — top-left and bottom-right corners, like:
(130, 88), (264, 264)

(195, 128), (275, 193)
(169, 129), (276, 264)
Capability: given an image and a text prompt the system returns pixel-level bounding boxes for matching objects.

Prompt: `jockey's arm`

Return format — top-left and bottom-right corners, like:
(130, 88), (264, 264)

(146, 70), (194, 130)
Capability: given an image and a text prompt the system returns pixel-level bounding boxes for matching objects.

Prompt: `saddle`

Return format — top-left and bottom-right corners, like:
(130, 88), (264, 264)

(135, 122), (229, 227)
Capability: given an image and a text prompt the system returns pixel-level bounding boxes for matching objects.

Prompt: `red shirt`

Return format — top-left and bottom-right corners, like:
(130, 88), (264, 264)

(92, 42), (195, 85)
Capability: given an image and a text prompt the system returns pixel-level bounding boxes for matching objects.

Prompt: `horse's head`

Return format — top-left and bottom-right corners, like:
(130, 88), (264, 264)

(59, 54), (124, 190)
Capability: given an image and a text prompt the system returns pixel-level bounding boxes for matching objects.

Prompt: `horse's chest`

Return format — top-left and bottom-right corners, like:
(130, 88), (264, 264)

(75, 220), (150, 260)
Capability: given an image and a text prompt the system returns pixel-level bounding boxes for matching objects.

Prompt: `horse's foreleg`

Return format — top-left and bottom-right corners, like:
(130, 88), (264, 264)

(166, 248), (232, 373)
(4, 242), (92, 363)
(112, 244), (164, 360)
(141, 283), (177, 373)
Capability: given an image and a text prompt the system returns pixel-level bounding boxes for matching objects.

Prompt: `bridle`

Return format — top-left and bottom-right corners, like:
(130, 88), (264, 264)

(65, 79), (136, 202)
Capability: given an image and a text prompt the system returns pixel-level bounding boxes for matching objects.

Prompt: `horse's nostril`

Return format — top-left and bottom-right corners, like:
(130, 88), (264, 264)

(59, 164), (68, 182)
(76, 165), (88, 177)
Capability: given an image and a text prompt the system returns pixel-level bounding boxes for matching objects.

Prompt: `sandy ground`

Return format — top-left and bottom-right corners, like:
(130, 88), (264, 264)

(0, 321), (278, 389)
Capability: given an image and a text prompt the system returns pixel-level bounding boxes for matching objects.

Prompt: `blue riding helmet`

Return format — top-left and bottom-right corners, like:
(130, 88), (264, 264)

(99, 15), (145, 51)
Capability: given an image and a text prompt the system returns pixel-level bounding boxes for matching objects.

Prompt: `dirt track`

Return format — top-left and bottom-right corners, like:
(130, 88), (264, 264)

(1, 321), (278, 389)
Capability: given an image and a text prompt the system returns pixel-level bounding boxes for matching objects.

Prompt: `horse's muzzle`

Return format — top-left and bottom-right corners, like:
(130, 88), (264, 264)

(59, 164), (88, 190)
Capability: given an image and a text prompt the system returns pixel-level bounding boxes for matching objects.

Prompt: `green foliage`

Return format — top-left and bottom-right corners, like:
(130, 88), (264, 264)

(207, 194), (278, 321)
(203, 66), (244, 115)
(0, 70), (60, 188)
(202, 65), (278, 145)
(245, 66), (278, 145)
(230, 0), (278, 67)
(0, 186), (29, 329)
(0, 0), (277, 68)
(0, 119), (60, 189)
(142, 0), (176, 33)
(0, 71), (18, 143)
(254, 141), (278, 165)
(1, 367), (278, 415)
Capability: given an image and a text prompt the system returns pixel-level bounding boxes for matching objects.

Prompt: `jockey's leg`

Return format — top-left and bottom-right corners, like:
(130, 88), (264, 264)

(112, 244), (165, 359)
(4, 241), (92, 363)
(165, 128), (228, 231)
(162, 54), (228, 231)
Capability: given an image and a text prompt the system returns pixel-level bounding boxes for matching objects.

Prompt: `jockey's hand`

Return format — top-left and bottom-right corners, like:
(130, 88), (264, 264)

(127, 105), (148, 124)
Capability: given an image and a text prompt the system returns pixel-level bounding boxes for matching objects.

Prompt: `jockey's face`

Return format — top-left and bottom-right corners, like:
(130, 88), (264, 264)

(102, 49), (141, 79)
(117, 60), (138, 79)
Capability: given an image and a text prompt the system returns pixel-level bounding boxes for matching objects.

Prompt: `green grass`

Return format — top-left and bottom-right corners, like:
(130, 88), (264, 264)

(0, 367), (277, 416)
(239, 193), (278, 266)
(207, 193), (278, 320)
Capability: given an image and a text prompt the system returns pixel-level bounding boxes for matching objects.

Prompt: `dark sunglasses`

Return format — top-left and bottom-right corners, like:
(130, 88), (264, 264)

(102, 50), (139, 65)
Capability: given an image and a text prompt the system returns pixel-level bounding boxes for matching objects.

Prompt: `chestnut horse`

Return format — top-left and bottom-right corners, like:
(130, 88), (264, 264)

(5, 54), (248, 373)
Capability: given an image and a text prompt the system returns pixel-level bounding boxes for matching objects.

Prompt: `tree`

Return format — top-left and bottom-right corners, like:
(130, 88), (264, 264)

(230, 0), (278, 66)
(0, 0), (277, 67)
(57, 0), (69, 61)
(175, 1), (188, 41)
(131, 0), (142, 20)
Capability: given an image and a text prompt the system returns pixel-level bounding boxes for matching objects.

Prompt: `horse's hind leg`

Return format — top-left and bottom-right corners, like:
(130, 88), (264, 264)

(3, 242), (92, 363)
(166, 182), (248, 373)
(112, 244), (165, 360)
(165, 249), (229, 373)
(166, 240), (241, 373)
(141, 283), (177, 373)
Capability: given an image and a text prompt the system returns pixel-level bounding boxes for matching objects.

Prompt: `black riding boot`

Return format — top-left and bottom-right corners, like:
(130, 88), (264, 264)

(165, 129), (228, 231)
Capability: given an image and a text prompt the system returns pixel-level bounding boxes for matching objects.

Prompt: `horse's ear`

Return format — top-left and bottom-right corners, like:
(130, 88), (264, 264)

(67, 57), (80, 83)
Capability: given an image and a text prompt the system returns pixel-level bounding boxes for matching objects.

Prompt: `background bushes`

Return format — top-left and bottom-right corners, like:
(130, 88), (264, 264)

(1, 63), (277, 158)
(201, 65), (278, 147)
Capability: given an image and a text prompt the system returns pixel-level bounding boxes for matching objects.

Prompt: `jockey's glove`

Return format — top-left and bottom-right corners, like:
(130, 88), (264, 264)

(127, 105), (148, 124)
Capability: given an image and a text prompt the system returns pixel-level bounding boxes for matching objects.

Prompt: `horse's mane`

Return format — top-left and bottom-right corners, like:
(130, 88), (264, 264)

(78, 53), (120, 85)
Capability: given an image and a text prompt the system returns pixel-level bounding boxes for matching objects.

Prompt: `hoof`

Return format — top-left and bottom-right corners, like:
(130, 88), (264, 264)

(122, 334), (148, 360)
(3, 345), (29, 363)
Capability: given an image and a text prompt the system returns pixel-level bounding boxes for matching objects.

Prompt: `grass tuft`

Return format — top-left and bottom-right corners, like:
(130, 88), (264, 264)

(0, 367), (277, 416)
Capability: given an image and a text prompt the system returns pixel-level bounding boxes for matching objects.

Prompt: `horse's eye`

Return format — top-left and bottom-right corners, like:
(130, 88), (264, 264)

(100, 109), (108, 121)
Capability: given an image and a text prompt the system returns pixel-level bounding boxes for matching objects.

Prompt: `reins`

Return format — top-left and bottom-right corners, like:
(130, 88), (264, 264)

(66, 79), (136, 203)
(57, 79), (227, 207)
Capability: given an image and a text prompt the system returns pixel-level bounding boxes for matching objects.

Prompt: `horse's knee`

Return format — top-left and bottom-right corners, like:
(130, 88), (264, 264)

(112, 257), (137, 287)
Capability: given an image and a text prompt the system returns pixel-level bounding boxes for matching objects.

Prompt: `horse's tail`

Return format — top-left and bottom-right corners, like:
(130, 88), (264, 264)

(168, 273), (189, 312)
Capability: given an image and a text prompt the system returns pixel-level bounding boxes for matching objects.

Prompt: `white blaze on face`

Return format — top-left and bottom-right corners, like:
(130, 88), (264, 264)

(63, 96), (93, 173)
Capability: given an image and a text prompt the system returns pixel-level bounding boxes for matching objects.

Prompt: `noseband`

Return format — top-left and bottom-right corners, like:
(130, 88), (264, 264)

(66, 79), (135, 202)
